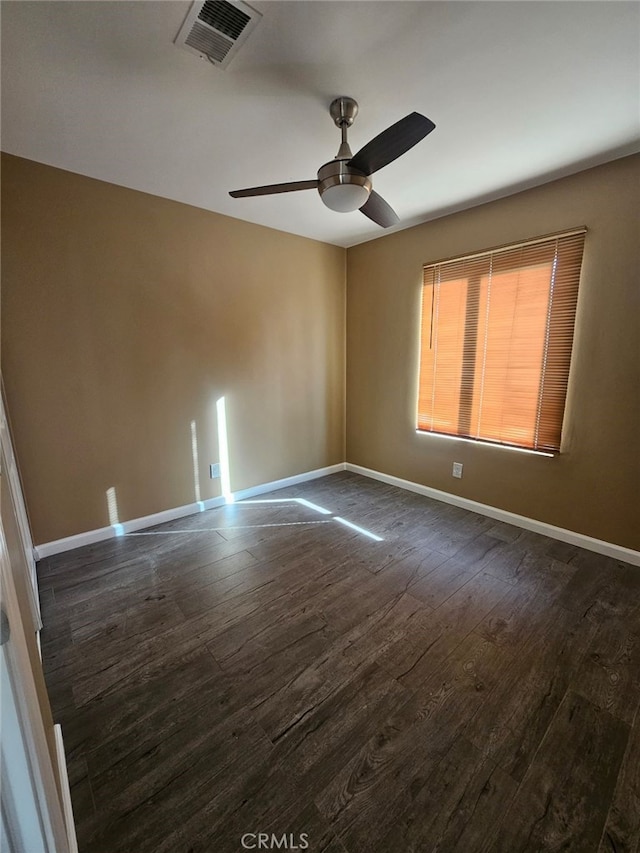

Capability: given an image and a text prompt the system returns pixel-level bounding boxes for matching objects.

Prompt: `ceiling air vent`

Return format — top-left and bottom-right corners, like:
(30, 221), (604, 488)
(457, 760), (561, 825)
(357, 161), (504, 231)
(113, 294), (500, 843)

(175, 0), (262, 69)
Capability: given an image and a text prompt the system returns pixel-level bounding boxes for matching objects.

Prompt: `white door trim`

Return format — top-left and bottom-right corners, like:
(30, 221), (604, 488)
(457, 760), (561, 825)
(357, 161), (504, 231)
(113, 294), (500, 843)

(0, 519), (72, 852)
(1, 384), (40, 630)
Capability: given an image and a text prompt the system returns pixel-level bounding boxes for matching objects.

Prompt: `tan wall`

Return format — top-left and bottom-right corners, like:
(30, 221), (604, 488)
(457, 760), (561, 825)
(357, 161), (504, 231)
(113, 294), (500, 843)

(346, 154), (640, 550)
(1, 154), (346, 544)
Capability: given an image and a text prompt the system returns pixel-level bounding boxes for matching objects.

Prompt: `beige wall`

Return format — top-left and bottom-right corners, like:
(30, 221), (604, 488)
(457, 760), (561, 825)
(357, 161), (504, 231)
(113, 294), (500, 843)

(1, 154), (346, 544)
(346, 154), (640, 550)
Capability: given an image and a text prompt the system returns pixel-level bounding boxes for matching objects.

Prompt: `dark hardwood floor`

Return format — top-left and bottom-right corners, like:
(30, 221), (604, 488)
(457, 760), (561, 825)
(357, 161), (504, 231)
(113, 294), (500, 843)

(38, 472), (640, 852)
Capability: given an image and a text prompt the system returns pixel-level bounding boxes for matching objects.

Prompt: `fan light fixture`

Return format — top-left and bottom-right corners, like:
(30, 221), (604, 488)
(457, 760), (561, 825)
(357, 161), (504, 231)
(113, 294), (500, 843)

(320, 183), (370, 213)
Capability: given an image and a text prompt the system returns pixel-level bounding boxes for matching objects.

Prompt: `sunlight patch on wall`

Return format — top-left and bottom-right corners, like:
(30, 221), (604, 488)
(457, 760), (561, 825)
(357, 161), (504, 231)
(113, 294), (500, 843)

(216, 396), (233, 503)
(106, 486), (124, 537)
(190, 420), (205, 511)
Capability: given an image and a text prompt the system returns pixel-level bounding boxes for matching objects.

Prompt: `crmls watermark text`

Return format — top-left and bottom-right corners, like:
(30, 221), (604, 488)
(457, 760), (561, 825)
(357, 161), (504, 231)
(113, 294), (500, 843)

(240, 833), (309, 850)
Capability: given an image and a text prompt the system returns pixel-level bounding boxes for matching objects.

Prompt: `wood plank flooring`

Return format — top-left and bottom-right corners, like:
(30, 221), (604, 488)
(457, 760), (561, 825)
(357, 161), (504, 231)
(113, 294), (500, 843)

(37, 472), (640, 852)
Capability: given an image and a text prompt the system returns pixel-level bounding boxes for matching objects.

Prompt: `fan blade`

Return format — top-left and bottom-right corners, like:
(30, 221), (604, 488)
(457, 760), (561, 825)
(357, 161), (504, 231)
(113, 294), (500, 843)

(229, 180), (318, 198)
(349, 113), (435, 176)
(359, 191), (399, 228)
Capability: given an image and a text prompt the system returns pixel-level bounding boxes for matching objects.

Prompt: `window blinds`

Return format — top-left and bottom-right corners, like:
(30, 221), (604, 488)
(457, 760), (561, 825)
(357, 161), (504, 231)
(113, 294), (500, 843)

(417, 229), (586, 453)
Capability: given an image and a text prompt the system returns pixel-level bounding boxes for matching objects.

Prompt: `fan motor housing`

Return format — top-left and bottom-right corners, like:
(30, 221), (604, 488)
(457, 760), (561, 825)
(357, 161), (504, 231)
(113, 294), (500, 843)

(317, 160), (372, 212)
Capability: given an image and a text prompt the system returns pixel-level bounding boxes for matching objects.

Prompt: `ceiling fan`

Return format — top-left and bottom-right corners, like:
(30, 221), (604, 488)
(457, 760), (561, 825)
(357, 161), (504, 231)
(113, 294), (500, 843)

(229, 97), (435, 228)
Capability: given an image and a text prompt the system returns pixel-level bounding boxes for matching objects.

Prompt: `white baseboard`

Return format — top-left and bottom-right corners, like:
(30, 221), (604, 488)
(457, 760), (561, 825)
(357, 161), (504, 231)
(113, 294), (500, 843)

(36, 460), (636, 566)
(231, 463), (345, 502)
(34, 463), (346, 560)
(346, 463), (640, 567)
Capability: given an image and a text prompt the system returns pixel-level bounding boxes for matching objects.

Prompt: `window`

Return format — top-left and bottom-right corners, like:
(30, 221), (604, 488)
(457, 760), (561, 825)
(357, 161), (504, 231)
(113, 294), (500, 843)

(417, 229), (586, 453)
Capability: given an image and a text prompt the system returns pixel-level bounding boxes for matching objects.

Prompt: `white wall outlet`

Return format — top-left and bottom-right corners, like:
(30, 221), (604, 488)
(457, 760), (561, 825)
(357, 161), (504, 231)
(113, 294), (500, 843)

(452, 462), (463, 478)
(209, 463), (221, 479)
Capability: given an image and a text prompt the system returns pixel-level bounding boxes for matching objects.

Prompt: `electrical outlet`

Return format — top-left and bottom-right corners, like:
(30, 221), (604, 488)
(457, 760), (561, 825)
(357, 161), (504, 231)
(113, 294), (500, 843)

(452, 462), (463, 479)
(209, 463), (221, 479)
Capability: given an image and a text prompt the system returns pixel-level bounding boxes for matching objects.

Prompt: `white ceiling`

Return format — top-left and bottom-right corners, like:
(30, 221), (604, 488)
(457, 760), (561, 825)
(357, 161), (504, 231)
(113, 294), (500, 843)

(2, 1), (639, 248)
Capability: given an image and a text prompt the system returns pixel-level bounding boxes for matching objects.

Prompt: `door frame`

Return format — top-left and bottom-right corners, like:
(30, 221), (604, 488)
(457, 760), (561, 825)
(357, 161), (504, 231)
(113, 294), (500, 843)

(0, 519), (72, 852)
(0, 384), (41, 633)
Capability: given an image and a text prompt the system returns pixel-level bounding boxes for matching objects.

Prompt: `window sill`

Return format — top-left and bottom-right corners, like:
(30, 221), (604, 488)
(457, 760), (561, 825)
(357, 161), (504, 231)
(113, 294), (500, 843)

(415, 430), (556, 457)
